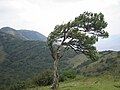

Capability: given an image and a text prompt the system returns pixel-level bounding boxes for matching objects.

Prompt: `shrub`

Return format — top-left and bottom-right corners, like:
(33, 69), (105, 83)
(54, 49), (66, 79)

(59, 70), (77, 82)
(9, 81), (26, 90)
(33, 70), (53, 86)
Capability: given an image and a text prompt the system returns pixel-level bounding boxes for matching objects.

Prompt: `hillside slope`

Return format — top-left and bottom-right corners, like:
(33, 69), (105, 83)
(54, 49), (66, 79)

(0, 31), (75, 89)
(69, 51), (120, 76)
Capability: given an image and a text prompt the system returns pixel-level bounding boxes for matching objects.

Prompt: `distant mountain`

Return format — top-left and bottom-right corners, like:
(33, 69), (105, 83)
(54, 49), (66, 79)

(0, 27), (47, 41)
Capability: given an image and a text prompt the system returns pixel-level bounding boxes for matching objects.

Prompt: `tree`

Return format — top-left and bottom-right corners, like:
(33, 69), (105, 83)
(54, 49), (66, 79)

(47, 11), (109, 90)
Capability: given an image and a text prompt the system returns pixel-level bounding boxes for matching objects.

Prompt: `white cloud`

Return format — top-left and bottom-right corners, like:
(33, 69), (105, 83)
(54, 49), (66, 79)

(51, 0), (83, 3)
(0, 0), (120, 36)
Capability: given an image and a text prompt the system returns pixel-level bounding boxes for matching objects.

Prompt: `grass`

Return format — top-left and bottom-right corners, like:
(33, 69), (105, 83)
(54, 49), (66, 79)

(68, 54), (88, 68)
(24, 75), (120, 90)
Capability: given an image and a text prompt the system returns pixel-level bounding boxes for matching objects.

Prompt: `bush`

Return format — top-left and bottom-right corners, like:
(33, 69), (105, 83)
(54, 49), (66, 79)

(59, 70), (77, 82)
(9, 81), (26, 90)
(33, 70), (53, 86)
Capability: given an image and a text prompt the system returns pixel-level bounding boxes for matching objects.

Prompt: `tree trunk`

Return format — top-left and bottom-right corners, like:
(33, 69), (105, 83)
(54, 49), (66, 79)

(51, 57), (59, 90)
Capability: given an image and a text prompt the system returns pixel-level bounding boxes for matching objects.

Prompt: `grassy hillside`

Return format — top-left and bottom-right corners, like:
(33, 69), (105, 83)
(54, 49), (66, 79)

(25, 75), (120, 90)
(68, 50), (120, 76)
(68, 54), (89, 68)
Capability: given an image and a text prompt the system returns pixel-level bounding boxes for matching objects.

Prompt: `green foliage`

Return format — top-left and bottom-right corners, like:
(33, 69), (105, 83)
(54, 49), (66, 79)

(48, 11), (109, 61)
(60, 70), (77, 82)
(33, 70), (53, 86)
(9, 81), (26, 90)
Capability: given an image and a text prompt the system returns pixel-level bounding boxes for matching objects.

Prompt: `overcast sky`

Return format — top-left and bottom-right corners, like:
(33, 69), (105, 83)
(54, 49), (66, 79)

(0, 0), (120, 37)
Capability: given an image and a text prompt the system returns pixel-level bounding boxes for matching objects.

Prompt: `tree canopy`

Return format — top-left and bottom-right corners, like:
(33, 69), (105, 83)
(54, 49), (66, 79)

(48, 12), (109, 61)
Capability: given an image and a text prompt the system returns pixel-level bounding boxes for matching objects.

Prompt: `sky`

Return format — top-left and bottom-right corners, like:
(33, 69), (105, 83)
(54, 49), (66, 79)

(0, 0), (120, 50)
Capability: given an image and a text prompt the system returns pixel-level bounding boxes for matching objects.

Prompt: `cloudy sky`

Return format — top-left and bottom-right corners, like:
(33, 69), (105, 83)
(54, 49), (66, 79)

(0, 0), (120, 50)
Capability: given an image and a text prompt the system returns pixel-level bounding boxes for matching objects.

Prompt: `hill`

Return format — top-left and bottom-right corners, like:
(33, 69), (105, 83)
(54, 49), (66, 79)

(69, 51), (120, 76)
(0, 27), (47, 41)
(0, 31), (75, 90)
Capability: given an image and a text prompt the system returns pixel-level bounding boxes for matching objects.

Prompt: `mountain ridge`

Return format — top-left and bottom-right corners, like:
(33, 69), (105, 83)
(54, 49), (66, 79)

(0, 27), (47, 41)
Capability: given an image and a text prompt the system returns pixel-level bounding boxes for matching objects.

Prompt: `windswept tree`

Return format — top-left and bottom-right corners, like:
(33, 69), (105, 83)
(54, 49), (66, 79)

(47, 12), (109, 90)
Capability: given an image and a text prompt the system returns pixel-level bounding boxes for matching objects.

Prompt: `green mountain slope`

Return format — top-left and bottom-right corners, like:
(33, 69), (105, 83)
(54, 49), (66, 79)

(0, 43), (6, 63)
(0, 31), (76, 89)
(69, 51), (120, 76)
